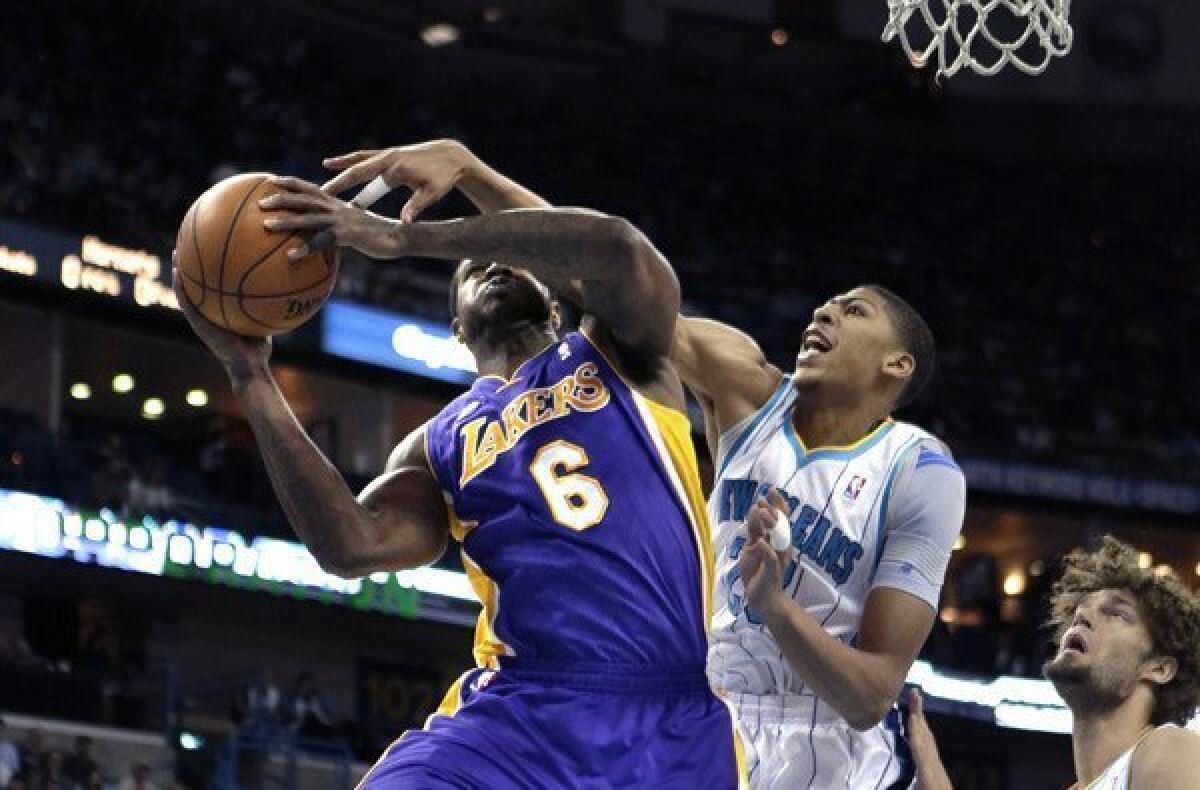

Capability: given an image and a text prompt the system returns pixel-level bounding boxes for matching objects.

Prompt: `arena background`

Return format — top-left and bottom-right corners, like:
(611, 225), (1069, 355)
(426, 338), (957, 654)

(0, 1), (1197, 788)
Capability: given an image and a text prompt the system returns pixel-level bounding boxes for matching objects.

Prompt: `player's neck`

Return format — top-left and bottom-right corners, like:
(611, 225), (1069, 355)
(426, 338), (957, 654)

(470, 323), (557, 379)
(1069, 696), (1154, 788)
(790, 396), (889, 450)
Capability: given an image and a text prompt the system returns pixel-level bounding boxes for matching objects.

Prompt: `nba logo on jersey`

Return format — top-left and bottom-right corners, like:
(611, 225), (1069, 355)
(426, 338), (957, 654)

(843, 475), (868, 503)
(469, 669), (497, 693)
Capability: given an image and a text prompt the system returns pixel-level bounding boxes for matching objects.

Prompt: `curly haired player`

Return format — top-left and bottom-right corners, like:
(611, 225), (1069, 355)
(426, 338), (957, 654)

(907, 535), (1200, 789)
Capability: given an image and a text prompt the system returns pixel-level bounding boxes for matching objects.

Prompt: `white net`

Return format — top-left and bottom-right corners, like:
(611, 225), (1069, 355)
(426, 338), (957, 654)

(882, 0), (1073, 78)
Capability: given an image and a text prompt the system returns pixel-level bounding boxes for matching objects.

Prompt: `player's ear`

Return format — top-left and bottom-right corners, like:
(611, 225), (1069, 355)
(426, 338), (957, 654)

(882, 350), (915, 385)
(1142, 654), (1178, 687)
(452, 317), (465, 344)
(549, 301), (562, 333)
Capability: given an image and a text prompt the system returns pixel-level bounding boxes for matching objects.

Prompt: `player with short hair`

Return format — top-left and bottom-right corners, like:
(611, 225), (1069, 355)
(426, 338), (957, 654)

(906, 535), (1200, 789)
(326, 140), (966, 788)
(175, 164), (744, 787)
(680, 286), (965, 788)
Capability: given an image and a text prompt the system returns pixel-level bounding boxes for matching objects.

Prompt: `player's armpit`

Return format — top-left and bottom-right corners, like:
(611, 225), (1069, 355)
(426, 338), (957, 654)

(340, 425), (450, 577)
(672, 316), (782, 432)
(854, 587), (939, 726)
(1131, 726), (1200, 789)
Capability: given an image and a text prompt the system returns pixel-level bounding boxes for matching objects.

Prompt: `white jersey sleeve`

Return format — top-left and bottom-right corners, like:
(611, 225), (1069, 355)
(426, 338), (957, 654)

(869, 439), (966, 609)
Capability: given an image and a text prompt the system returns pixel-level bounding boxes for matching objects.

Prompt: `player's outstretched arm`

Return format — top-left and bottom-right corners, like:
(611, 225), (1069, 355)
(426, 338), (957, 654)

(261, 180), (679, 365)
(672, 317), (784, 437)
(906, 689), (955, 790)
(320, 139), (550, 221)
(174, 276), (448, 578)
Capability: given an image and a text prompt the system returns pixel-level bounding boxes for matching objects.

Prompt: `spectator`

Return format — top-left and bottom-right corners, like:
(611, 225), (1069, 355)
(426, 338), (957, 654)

(126, 462), (171, 520)
(89, 436), (129, 512)
(287, 672), (334, 740)
(231, 668), (282, 733)
(0, 717), (18, 788)
(61, 736), (96, 788)
(115, 763), (155, 790)
(40, 751), (68, 790)
(17, 729), (47, 788)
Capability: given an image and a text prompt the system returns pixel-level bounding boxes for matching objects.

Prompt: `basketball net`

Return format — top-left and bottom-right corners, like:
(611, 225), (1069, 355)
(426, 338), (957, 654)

(882, 0), (1073, 78)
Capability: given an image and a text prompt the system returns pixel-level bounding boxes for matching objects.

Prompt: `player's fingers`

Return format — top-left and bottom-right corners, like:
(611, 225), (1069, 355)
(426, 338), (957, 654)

(259, 192), (330, 214)
(322, 150), (379, 170)
(738, 539), (765, 574)
(172, 275), (197, 318)
(908, 687), (925, 717)
(399, 184), (442, 223)
(745, 505), (770, 539)
(262, 212), (334, 232)
(267, 175), (324, 197)
(767, 488), (788, 513)
(320, 160), (382, 196)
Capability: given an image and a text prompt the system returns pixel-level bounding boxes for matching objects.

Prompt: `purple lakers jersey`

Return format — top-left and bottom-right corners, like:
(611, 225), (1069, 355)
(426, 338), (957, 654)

(424, 331), (714, 668)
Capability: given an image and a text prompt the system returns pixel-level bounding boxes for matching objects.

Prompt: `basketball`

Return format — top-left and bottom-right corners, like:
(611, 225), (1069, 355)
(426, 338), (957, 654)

(173, 172), (338, 337)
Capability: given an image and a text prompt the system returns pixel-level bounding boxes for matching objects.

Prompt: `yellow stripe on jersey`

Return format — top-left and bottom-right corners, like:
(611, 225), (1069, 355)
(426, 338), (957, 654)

(353, 670), (472, 789)
(576, 328), (715, 629)
(712, 688), (751, 789)
(631, 391), (716, 633)
(444, 499), (478, 543)
(461, 548), (514, 669)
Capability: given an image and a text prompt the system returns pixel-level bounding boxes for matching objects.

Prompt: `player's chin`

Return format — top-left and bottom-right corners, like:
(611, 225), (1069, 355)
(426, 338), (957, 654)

(791, 365), (825, 387)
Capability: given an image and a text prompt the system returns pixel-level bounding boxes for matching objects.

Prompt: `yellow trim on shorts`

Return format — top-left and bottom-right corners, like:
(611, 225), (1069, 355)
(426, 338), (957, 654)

(713, 687), (751, 789)
(354, 670), (472, 788)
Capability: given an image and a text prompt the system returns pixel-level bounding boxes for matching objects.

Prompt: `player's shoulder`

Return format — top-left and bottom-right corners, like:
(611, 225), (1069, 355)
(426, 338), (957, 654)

(889, 423), (965, 505)
(891, 421), (960, 467)
(1134, 726), (1200, 786)
(1139, 724), (1200, 757)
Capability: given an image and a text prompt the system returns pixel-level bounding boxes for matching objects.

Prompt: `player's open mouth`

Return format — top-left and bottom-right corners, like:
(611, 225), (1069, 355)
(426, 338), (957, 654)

(801, 328), (833, 353)
(1061, 631), (1088, 655)
(798, 329), (834, 363)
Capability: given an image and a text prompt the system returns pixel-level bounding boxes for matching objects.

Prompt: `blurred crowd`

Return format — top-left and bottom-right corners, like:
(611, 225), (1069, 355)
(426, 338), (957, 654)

(4, 3), (1197, 480)
(0, 724), (163, 790)
(229, 669), (337, 744)
(0, 408), (291, 540)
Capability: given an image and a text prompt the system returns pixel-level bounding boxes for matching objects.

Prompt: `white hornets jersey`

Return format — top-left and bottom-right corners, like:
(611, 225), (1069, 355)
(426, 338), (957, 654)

(708, 377), (937, 697)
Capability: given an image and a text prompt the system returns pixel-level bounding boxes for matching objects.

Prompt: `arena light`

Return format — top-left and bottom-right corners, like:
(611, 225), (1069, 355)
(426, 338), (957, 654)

(69, 382), (91, 400)
(141, 397), (165, 420)
(185, 388), (209, 408)
(112, 373), (135, 393)
(1003, 571), (1025, 596)
(994, 702), (1072, 734)
(420, 23), (460, 48)
(179, 732), (203, 750)
(771, 28), (789, 47)
(907, 659), (1070, 733)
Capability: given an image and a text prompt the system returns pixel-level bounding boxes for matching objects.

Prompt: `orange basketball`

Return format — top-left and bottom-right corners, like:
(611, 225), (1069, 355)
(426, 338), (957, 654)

(174, 172), (338, 337)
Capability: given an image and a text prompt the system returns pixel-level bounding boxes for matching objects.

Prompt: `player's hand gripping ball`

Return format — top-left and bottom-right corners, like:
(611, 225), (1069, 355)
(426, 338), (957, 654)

(174, 173), (338, 338)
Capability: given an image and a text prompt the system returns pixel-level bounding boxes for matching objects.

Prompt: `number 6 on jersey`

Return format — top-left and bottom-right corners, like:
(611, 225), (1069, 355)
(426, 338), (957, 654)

(530, 439), (609, 531)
